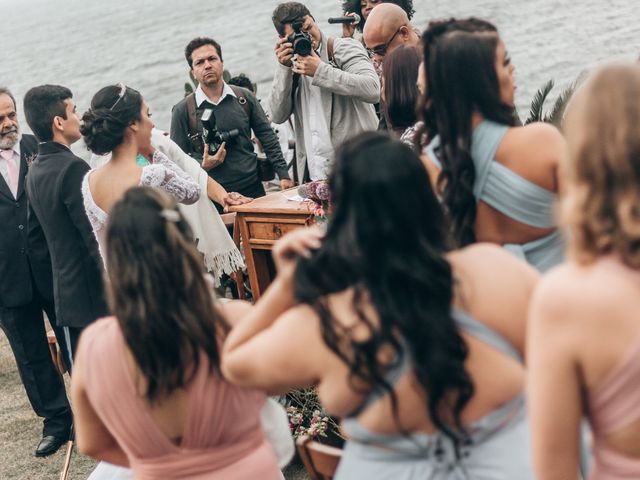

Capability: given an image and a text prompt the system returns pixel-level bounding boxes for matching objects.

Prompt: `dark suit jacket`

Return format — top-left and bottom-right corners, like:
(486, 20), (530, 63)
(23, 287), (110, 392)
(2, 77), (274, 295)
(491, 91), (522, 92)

(0, 134), (54, 307)
(26, 141), (108, 328)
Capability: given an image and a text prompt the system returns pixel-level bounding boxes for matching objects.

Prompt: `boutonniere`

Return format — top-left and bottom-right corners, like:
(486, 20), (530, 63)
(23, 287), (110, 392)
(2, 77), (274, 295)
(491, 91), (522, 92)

(25, 153), (37, 168)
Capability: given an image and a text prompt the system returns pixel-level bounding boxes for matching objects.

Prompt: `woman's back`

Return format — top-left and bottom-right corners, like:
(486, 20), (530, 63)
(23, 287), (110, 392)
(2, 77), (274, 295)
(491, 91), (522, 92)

(316, 244), (538, 479)
(76, 317), (281, 480)
(530, 258), (640, 479)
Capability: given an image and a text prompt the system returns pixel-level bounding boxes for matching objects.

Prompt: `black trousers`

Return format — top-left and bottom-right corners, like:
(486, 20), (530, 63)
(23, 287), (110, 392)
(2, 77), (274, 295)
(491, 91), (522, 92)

(0, 280), (72, 438)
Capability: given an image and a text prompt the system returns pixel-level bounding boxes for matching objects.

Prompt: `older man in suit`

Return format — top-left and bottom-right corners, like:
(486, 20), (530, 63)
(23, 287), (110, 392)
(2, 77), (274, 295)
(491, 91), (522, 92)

(0, 87), (72, 457)
(24, 85), (108, 362)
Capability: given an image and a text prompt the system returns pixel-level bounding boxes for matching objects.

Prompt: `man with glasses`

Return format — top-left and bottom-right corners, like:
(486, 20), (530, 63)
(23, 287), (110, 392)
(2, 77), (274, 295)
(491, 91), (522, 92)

(270, 2), (379, 183)
(363, 3), (421, 67)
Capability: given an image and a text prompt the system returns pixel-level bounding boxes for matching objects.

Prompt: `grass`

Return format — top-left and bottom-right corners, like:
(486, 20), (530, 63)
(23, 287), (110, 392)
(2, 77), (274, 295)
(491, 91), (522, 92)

(0, 328), (308, 479)
(0, 332), (96, 479)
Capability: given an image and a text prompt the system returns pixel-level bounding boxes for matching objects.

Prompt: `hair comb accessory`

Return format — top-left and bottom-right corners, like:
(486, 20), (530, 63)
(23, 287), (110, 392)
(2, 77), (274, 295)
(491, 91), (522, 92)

(160, 208), (180, 222)
(109, 83), (127, 110)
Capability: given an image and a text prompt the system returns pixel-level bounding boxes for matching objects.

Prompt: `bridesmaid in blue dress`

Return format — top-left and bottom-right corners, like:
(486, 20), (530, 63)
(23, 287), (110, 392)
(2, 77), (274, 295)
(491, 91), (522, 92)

(222, 132), (539, 479)
(420, 18), (566, 272)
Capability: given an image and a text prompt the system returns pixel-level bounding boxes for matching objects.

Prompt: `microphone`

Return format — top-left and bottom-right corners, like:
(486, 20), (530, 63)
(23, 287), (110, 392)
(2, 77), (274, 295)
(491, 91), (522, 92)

(328, 13), (361, 25)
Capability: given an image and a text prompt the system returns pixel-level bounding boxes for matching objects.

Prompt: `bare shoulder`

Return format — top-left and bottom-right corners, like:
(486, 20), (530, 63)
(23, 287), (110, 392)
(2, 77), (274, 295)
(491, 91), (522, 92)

(512, 122), (565, 158)
(449, 243), (539, 285)
(532, 260), (635, 324)
(448, 244), (539, 319)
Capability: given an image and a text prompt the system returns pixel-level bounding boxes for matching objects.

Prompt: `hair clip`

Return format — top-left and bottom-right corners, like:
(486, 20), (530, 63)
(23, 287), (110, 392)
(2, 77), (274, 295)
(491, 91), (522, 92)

(109, 83), (127, 110)
(160, 208), (180, 222)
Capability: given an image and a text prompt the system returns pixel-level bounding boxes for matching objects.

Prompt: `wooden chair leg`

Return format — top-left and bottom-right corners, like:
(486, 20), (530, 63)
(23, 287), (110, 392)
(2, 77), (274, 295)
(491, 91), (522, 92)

(59, 426), (74, 480)
(232, 215), (246, 300)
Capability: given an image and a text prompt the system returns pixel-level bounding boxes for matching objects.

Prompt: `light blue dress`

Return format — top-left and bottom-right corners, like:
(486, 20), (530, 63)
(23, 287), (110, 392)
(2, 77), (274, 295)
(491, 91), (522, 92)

(425, 121), (564, 272)
(334, 309), (533, 480)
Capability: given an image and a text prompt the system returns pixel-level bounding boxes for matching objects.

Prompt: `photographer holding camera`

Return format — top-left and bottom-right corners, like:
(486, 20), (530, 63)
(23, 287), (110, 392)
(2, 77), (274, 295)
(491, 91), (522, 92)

(270, 2), (379, 182)
(171, 37), (293, 210)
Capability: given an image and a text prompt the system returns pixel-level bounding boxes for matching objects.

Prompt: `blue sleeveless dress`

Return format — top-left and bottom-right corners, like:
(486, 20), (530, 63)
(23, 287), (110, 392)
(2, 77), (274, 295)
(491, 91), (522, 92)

(334, 309), (533, 480)
(424, 121), (564, 272)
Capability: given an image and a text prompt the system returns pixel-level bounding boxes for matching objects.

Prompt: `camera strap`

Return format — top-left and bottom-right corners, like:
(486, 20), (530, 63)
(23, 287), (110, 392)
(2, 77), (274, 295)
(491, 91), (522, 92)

(186, 93), (204, 156)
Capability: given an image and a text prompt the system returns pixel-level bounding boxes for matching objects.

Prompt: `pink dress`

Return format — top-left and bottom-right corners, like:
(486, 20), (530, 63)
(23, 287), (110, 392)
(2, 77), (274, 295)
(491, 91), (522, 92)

(77, 317), (281, 479)
(588, 336), (640, 479)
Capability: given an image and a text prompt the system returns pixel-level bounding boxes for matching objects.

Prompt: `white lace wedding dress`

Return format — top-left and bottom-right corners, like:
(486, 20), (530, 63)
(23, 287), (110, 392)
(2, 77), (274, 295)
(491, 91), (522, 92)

(82, 150), (200, 262)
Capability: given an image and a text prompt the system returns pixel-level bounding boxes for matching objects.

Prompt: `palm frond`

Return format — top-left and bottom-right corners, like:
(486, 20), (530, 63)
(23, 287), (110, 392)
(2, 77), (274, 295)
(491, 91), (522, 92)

(544, 72), (587, 129)
(184, 83), (194, 97)
(525, 79), (554, 125)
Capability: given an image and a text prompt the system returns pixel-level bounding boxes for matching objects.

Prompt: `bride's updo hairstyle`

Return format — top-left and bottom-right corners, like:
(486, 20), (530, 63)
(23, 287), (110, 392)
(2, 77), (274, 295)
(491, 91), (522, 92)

(562, 64), (640, 267)
(81, 84), (143, 155)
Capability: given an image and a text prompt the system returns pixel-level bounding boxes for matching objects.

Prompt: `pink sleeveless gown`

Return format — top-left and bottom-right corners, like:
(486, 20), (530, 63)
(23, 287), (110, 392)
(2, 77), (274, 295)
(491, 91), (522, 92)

(588, 335), (640, 479)
(77, 317), (281, 479)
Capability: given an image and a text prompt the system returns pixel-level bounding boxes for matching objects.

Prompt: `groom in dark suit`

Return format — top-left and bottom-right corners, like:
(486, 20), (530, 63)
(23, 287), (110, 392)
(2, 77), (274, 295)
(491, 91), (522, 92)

(24, 85), (108, 362)
(0, 87), (72, 456)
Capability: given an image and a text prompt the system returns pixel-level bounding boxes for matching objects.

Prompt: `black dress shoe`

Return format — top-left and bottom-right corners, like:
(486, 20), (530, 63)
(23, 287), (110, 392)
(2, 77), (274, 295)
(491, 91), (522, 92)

(35, 435), (66, 457)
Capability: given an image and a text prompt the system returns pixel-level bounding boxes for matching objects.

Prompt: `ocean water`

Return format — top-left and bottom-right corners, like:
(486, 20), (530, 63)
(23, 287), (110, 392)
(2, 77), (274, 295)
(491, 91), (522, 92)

(2, 0), (639, 139)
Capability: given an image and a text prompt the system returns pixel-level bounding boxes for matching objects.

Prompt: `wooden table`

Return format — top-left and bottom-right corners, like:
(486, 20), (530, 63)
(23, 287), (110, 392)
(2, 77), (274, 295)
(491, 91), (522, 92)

(230, 191), (314, 300)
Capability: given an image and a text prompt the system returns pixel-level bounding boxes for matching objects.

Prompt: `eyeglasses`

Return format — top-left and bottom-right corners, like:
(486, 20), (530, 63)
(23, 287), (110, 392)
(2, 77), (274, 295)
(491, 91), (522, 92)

(109, 83), (127, 110)
(367, 26), (402, 57)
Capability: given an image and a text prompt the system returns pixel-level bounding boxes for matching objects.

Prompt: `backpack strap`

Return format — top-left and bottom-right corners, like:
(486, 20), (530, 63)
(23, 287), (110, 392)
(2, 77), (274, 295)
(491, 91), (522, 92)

(185, 93), (204, 155)
(228, 85), (252, 120)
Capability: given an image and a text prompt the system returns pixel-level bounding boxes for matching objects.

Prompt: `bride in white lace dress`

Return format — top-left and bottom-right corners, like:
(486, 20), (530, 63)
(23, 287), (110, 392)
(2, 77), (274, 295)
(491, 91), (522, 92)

(80, 84), (200, 260)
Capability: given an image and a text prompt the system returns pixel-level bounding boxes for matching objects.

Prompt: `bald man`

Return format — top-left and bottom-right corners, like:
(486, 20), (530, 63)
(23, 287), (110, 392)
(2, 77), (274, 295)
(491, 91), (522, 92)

(363, 3), (421, 66)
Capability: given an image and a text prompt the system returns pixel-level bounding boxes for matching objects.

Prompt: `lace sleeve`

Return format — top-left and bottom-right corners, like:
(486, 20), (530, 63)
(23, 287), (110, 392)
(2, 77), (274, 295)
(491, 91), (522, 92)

(140, 151), (201, 205)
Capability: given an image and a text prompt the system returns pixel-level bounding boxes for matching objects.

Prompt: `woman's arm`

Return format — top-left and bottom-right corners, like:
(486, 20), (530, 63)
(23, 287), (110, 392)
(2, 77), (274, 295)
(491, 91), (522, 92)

(71, 338), (129, 467)
(221, 227), (325, 393)
(527, 270), (583, 480)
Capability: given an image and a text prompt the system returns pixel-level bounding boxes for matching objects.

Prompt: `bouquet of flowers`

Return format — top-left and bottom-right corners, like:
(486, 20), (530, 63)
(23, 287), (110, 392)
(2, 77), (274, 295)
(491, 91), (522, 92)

(297, 180), (331, 222)
(285, 388), (343, 444)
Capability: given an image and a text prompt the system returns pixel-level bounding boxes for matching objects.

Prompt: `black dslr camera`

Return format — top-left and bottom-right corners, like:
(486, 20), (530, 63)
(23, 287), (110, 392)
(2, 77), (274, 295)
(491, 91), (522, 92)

(287, 20), (312, 56)
(201, 108), (240, 156)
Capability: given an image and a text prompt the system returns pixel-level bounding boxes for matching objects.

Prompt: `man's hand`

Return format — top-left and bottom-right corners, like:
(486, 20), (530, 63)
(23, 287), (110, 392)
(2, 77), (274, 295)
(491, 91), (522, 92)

(275, 37), (294, 67)
(202, 142), (226, 171)
(292, 50), (322, 77)
(223, 192), (252, 212)
(280, 179), (295, 190)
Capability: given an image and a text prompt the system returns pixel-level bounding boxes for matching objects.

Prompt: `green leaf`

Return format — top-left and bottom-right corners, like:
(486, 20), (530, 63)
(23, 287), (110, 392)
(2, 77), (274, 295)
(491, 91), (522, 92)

(184, 83), (194, 97)
(526, 79), (554, 125)
(223, 69), (231, 83)
(544, 72), (586, 128)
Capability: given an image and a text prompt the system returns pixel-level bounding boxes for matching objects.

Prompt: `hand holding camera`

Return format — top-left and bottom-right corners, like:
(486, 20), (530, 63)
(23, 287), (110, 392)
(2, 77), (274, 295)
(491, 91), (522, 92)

(275, 37), (294, 67)
(292, 49), (321, 77)
(200, 108), (239, 170)
(202, 142), (226, 170)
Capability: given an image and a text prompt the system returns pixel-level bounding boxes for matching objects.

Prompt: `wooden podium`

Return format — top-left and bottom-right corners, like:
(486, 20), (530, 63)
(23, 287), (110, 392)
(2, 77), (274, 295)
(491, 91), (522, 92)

(230, 191), (314, 300)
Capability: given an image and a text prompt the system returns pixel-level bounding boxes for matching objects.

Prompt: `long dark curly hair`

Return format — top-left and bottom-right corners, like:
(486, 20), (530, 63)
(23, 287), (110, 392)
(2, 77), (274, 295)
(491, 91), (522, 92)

(342, 0), (415, 32)
(105, 187), (227, 403)
(420, 18), (517, 247)
(294, 132), (474, 445)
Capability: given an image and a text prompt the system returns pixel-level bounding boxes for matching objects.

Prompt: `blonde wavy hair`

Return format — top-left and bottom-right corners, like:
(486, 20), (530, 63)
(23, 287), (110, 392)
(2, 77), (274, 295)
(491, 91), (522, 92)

(562, 63), (640, 266)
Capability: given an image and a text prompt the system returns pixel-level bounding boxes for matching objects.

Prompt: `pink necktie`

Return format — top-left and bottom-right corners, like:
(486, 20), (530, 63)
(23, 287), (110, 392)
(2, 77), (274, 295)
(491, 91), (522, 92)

(0, 149), (19, 197)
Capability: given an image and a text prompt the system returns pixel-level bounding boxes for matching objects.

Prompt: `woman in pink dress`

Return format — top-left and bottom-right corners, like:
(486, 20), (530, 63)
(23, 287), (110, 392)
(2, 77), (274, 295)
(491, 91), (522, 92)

(71, 187), (281, 480)
(528, 63), (640, 479)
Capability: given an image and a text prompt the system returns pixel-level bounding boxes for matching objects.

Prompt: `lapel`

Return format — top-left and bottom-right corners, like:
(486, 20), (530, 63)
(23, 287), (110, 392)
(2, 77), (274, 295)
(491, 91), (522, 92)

(16, 135), (37, 200)
(0, 173), (12, 200)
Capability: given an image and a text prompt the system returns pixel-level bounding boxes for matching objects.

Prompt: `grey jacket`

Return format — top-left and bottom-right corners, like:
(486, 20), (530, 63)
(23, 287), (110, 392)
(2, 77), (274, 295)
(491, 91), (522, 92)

(269, 33), (380, 181)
